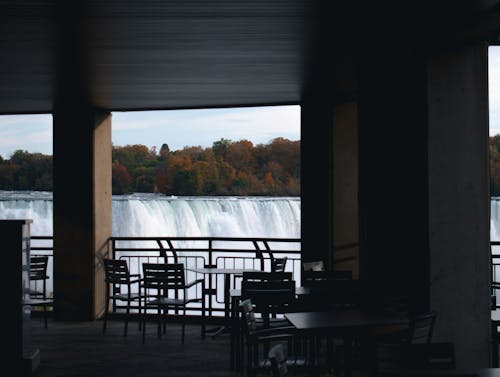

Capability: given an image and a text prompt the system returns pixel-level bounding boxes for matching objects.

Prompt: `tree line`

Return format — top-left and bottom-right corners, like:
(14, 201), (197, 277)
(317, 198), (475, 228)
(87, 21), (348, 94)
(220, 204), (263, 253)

(491, 135), (500, 196)
(0, 137), (300, 196)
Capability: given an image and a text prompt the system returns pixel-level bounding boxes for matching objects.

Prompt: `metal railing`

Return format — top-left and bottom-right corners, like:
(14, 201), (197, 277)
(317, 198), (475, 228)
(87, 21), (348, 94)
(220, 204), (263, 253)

(492, 241), (500, 308)
(111, 236), (302, 317)
(28, 235), (302, 318)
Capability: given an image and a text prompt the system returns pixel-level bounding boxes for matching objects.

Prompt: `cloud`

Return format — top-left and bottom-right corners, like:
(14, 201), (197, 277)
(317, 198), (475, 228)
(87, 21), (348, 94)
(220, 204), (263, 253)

(112, 111), (170, 131)
(490, 47), (500, 135)
(112, 105), (301, 151)
(0, 114), (52, 157)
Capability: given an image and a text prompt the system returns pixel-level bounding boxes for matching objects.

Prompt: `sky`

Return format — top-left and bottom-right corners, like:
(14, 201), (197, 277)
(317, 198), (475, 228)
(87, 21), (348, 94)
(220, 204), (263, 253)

(490, 47), (500, 136)
(0, 105), (300, 158)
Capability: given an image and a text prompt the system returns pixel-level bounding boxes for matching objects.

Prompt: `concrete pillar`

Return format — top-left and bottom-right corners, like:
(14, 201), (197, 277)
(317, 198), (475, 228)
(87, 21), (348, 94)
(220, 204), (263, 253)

(333, 101), (359, 278)
(53, 110), (112, 321)
(301, 99), (334, 267)
(52, 0), (112, 321)
(428, 44), (490, 368)
(357, 45), (430, 312)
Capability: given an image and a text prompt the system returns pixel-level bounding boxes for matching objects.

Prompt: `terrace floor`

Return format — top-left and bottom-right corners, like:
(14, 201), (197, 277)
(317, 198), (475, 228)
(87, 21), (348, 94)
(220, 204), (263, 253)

(29, 315), (350, 377)
(30, 316), (238, 377)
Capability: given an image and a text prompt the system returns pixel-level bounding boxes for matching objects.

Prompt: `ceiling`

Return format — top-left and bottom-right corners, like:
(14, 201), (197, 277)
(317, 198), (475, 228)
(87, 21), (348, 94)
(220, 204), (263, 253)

(0, 0), (310, 114)
(1, 1), (500, 115)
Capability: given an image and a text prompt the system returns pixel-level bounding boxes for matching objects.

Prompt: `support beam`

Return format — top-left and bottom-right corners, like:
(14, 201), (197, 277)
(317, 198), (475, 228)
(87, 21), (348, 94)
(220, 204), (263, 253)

(428, 43), (490, 368)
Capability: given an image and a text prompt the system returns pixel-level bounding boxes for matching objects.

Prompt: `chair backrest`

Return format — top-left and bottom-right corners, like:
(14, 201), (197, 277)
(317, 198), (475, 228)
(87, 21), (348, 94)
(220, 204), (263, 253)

(241, 272), (295, 326)
(30, 256), (49, 281)
(103, 258), (132, 285)
(271, 257), (288, 273)
(268, 343), (289, 377)
(302, 270), (352, 286)
(301, 270), (360, 310)
(409, 311), (437, 344)
(142, 263), (185, 291)
(241, 272), (295, 305)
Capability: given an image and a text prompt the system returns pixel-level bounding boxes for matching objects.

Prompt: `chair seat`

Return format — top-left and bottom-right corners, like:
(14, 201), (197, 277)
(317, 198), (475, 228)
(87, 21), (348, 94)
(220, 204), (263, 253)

(112, 292), (142, 301)
(146, 296), (202, 307)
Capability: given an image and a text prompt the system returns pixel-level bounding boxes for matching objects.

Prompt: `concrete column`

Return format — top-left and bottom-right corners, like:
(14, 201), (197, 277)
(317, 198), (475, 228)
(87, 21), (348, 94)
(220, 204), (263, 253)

(333, 101), (359, 278)
(53, 109), (112, 321)
(301, 99), (334, 267)
(52, 1), (112, 320)
(428, 44), (490, 368)
(357, 45), (430, 312)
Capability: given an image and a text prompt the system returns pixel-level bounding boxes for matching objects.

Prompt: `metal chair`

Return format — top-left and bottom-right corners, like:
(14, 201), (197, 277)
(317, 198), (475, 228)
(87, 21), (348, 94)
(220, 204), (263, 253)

(241, 271), (295, 328)
(271, 257), (288, 273)
(29, 255), (49, 299)
(141, 263), (205, 344)
(239, 298), (297, 377)
(26, 255), (53, 328)
(102, 258), (142, 336)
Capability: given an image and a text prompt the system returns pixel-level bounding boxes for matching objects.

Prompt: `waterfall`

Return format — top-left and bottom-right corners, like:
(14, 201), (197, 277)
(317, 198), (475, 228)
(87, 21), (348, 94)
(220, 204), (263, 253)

(0, 191), (301, 238)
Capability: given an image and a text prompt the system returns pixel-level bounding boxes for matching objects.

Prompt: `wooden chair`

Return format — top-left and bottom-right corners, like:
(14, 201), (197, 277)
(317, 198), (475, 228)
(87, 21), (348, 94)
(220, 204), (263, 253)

(102, 258), (142, 336)
(141, 263), (205, 344)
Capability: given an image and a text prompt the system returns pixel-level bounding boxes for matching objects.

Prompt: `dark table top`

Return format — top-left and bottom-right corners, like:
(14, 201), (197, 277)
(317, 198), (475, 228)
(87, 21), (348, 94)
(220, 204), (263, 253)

(230, 286), (311, 298)
(187, 267), (258, 275)
(285, 309), (409, 331)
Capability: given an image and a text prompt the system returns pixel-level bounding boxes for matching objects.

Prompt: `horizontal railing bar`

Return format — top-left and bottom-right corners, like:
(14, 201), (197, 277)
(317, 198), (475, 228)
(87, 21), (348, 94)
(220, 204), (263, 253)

(114, 247), (301, 254)
(111, 236), (300, 242)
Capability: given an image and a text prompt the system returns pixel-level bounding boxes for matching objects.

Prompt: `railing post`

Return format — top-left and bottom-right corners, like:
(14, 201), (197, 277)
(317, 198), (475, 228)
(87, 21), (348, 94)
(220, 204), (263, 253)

(208, 239), (213, 316)
(253, 240), (264, 271)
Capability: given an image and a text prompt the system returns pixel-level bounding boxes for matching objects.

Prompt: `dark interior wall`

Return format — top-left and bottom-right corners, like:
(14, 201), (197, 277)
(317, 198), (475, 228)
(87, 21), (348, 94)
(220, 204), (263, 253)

(357, 44), (430, 313)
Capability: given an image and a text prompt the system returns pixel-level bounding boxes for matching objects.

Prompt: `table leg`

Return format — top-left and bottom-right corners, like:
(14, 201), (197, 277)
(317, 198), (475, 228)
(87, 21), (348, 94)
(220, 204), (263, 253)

(210, 273), (231, 339)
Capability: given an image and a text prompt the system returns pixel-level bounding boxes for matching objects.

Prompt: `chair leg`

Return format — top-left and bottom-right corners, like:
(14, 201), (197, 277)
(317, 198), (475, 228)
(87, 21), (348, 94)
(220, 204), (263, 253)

(163, 308), (167, 335)
(124, 299), (130, 336)
(142, 306), (147, 344)
(102, 288), (109, 335)
(138, 297), (142, 331)
(157, 307), (162, 339)
(182, 307), (186, 344)
(43, 303), (48, 329)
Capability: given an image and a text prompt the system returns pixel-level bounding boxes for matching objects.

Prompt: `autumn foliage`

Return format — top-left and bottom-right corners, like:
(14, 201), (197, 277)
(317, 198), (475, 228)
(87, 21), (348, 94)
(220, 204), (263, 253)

(0, 137), (300, 196)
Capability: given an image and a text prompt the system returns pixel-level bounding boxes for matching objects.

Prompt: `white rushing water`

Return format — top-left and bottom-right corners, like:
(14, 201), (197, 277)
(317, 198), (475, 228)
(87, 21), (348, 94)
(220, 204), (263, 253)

(0, 191), (301, 238)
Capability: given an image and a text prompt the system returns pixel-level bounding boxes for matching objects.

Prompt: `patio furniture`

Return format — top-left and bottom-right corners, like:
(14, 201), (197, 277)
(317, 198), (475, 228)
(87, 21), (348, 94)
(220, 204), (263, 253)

(102, 258), (142, 336)
(29, 255), (49, 299)
(271, 257), (288, 273)
(141, 263), (205, 344)
(240, 298), (297, 377)
(187, 266), (258, 338)
(285, 309), (410, 377)
(241, 271), (296, 328)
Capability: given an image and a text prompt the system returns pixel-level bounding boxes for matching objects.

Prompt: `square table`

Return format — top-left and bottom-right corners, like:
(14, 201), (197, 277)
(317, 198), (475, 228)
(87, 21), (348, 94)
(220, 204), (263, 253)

(285, 310), (409, 377)
(188, 267), (259, 337)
